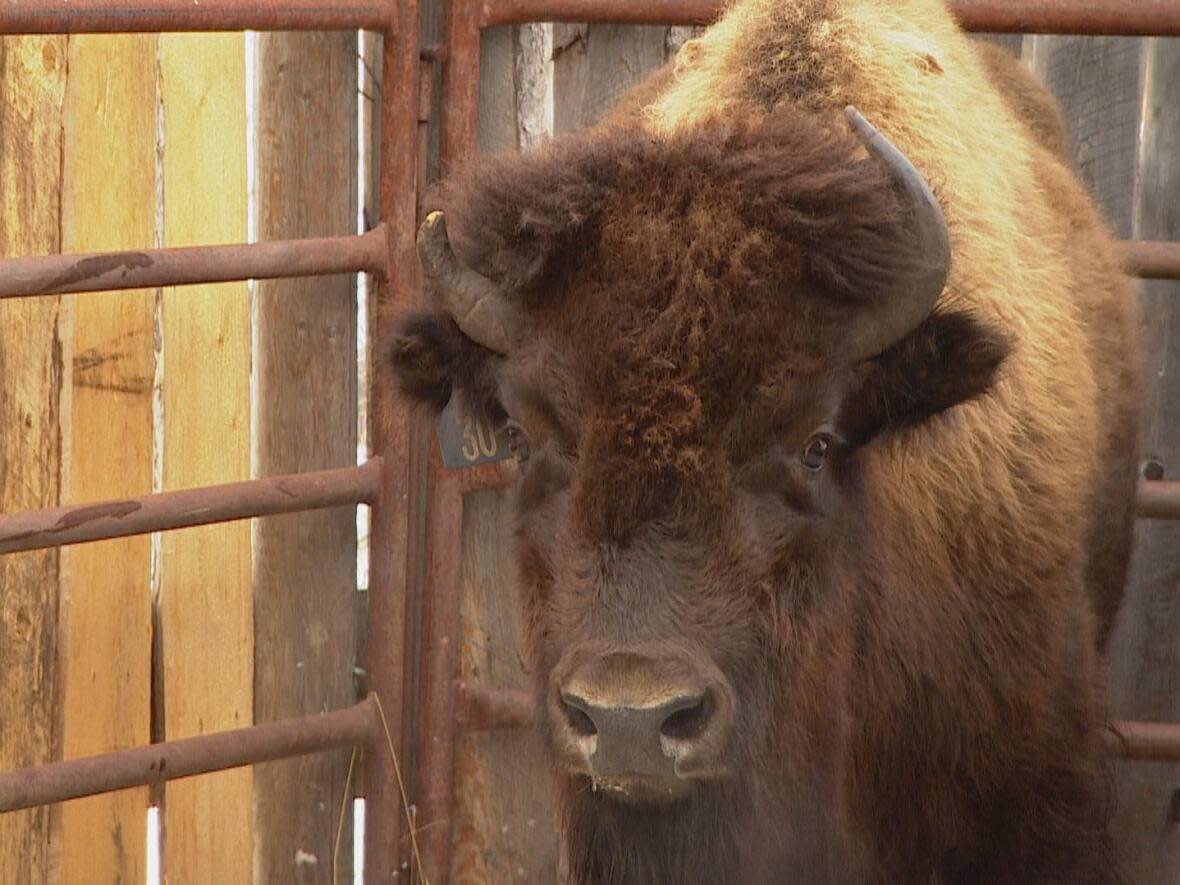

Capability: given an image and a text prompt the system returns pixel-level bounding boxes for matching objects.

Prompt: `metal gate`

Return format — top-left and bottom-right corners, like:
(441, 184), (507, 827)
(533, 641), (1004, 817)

(0, 2), (1178, 883)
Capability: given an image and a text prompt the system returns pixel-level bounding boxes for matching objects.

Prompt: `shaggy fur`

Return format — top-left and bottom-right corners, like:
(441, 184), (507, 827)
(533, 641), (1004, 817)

(384, 1), (1143, 881)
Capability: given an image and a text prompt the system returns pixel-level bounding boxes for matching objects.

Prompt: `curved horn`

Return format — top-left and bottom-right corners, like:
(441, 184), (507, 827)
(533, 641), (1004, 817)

(843, 106), (952, 359)
(417, 210), (518, 354)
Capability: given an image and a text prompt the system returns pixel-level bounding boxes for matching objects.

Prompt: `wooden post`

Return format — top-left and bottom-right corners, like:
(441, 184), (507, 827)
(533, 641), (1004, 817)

(551, 23), (667, 134)
(57, 34), (156, 885)
(0, 34), (67, 884)
(251, 30), (359, 884)
(157, 33), (254, 883)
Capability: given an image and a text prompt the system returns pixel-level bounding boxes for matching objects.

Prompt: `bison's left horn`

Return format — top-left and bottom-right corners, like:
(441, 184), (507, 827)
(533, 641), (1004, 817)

(417, 210), (518, 354)
(844, 106), (952, 359)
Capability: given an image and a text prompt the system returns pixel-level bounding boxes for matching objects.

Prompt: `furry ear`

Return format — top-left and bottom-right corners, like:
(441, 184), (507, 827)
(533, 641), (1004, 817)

(382, 310), (504, 421)
(838, 311), (1010, 447)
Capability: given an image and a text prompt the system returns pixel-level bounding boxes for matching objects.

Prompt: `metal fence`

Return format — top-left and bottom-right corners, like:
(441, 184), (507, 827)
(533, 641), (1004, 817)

(0, 1), (1179, 883)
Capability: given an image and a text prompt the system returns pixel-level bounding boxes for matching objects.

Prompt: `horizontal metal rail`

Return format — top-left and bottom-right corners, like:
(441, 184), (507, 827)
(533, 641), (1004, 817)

(1105, 720), (1180, 763)
(2, 0), (1178, 37)
(0, 459), (382, 555)
(0, 697), (378, 813)
(951, 0), (1180, 36)
(0, 227), (387, 299)
(478, 0), (1180, 34)
(1123, 241), (1180, 281)
(1138, 481), (1180, 521)
(0, 0), (393, 34)
(0, 232), (1171, 300)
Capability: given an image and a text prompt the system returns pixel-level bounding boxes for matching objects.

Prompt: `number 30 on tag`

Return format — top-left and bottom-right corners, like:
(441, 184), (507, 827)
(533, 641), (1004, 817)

(435, 391), (513, 469)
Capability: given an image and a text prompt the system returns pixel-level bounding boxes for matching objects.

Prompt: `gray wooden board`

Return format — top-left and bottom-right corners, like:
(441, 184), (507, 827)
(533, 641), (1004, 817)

(452, 489), (557, 883)
(552, 24), (669, 135)
(251, 29), (360, 883)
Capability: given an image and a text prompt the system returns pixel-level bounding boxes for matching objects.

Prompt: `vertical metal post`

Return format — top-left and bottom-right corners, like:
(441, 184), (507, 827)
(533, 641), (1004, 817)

(366, 0), (423, 880)
(439, 0), (483, 175)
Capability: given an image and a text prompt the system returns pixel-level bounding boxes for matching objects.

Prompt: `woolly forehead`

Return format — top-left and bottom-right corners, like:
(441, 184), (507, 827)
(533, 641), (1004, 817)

(433, 116), (918, 423)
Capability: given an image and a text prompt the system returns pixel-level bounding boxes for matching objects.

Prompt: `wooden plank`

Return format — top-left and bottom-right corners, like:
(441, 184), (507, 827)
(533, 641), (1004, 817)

(1105, 38), (1180, 884)
(56, 35), (156, 885)
(251, 30), (359, 884)
(478, 27), (521, 154)
(552, 24), (668, 135)
(451, 490), (557, 884)
(157, 32), (253, 883)
(0, 34), (67, 885)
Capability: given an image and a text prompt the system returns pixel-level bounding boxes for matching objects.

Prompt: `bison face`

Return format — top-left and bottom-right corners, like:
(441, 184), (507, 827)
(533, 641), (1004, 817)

(386, 108), (1008, 866)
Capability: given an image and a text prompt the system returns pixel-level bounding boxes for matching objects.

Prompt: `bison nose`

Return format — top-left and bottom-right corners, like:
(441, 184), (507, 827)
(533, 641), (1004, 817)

(551, 652), (734, 790)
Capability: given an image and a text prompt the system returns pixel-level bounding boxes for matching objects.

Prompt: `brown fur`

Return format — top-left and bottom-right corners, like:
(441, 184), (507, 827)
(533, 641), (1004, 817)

(385, 1), (1142, 881)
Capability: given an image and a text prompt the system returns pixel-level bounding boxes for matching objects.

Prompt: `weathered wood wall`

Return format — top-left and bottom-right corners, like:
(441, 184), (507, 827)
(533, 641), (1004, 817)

(252, 30), (360, 884)
(58, 33), (156, 885)
(0, 30), (361, 884)
(0, 33), (67, 885)
(157, 32), (254, 882)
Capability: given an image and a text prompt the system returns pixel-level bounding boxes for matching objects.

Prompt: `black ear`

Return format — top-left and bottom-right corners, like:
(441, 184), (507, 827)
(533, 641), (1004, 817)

(382, 310), (503, 421)
(838, 311), (1010, 447)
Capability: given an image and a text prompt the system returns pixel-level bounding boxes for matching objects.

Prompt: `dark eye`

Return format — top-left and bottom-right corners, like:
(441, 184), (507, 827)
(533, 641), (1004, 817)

(505, 420), (531, 464)
(800, 434), (832, 472)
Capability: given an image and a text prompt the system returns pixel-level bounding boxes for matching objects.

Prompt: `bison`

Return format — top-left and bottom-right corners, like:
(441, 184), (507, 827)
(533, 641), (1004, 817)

(386, 0), (1143, 881)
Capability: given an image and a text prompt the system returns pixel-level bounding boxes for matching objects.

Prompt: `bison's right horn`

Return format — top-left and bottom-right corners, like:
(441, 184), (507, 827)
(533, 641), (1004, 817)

(417, 210), (517, 354)
(843, 107), (952, 360)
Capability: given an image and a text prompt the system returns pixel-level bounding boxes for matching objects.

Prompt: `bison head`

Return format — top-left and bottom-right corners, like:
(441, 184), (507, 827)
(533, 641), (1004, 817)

(387, 107), (1009, 880)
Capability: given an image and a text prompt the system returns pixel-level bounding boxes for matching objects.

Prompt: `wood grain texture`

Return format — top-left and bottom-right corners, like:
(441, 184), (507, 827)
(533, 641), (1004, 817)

(251, 30), (359, 884)
(478, 27), (520, 155)
(0, 34), (67, 885)
(57, 34), (156, 885)
(1106, 37), (1180, 884)
(158, 32), (253, 883)
(552, 24), (668, 135)
(451, 490), (557, 884)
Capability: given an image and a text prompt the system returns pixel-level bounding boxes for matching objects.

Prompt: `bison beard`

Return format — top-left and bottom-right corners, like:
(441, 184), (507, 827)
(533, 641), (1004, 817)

(381, 1), (1141, 881)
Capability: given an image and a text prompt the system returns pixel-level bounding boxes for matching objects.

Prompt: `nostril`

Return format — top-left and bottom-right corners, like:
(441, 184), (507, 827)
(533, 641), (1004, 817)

(560, 695), (598, 737)
(660, 693), (713, 742)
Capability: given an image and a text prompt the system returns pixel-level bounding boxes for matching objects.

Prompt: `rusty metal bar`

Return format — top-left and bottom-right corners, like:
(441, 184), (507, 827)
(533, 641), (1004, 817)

(0, 697), (378, 813)
(0, 0), (394, 34)
(1104, 720), (1180, 762)
(1138, 481), (1180, 521)
(0, 224), (1168, 302)
(1123, 241), (1180, 281)
(0, 459), (381, 556)
(455, 682), (536, 732)
(477, 0), (1180, 34)
(951, 0), (1180, 36)
(364, 1), (424, 880)
(0, 227), (387, 299)
(479, 0), (720, 26)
